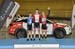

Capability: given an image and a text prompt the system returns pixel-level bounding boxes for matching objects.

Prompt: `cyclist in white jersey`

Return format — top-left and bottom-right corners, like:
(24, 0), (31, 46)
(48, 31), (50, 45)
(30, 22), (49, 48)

(33, 9), (41, 40)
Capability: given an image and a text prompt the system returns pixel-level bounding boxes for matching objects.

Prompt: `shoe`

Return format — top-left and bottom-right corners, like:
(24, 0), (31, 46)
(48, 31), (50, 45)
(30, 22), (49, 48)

(27, 39), (29, 41)
(39, 38), (41, 40)
(31, 38), (32, 41)
(33, 38), (35, 41)
(45, 37), (47, 39)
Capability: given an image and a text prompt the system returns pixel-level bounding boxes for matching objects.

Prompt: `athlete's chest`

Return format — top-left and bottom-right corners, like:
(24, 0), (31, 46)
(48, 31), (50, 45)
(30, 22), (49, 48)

(34, 14), (40, 19)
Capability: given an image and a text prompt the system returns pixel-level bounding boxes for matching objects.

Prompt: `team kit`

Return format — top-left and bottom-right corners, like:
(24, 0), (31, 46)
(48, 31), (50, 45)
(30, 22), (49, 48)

(26, 9), (48, 40)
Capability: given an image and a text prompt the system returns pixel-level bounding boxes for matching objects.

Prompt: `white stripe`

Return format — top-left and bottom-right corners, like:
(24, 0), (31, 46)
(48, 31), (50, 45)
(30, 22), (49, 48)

(6, 2), (20, 28)
(14, 44), (59, 48)
(9, 2), (20, 16)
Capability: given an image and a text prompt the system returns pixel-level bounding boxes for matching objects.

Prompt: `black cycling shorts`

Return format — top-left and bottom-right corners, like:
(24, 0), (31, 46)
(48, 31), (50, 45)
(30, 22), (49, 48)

(27, 24), (32, 30)
(42, 24), (47, 30)
(34, 23), (40, 28)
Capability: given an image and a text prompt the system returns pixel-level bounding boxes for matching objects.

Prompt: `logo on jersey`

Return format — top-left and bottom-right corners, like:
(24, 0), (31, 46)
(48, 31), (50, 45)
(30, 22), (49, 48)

(27, 17), (32, 25)
(34, 14), (40, 22)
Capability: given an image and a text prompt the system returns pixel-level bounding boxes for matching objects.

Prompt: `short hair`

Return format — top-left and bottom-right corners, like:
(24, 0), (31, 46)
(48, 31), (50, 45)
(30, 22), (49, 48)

(29, 12), (32, 14)
(35, 8), (39, 10)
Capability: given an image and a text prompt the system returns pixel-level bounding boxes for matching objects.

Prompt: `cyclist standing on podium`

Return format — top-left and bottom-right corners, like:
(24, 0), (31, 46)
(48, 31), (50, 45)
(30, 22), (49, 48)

(27, 12), (33, 41)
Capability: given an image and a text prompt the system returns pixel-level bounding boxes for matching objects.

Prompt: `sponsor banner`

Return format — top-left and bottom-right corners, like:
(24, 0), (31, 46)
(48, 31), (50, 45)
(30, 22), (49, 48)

(14, 38), (59, 48)
(14, 44), (59, 48)
(6, 2), (20, 28)
(0, 0), (15, 28)
(14, 48), (59, 49)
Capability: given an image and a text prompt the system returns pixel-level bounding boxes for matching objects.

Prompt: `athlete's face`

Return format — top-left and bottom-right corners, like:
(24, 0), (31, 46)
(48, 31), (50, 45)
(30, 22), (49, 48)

(35, 10), (39, 13)
(29, 13), (32, 17)
(42, 12), (45, 16)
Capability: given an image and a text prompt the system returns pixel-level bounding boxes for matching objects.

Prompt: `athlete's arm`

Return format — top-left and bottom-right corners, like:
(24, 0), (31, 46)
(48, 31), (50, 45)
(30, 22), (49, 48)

(40, 14), (42, 23)
(32, 15), (35, 23)
(47, 7), (51, 17)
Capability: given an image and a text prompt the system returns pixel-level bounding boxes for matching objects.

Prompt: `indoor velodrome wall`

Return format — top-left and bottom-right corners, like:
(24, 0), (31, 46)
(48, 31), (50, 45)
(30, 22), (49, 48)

(0, 0), (75, 17)
(15, 0), (74, 17)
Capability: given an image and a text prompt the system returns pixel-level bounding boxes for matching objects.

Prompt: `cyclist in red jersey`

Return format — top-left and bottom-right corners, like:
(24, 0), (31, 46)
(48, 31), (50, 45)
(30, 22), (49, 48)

(41, 12), (47, 39)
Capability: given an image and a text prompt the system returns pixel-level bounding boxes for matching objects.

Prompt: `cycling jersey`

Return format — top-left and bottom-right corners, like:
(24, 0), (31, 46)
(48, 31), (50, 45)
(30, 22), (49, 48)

(33, 13), (41, 23)
(42, 16), (46, 24)
(27, 16), (32, 25)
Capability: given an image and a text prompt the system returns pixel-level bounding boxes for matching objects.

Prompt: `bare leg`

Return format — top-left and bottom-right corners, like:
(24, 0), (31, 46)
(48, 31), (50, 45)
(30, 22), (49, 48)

(44, 30), (47, 38)
(27, 31), (30, 41)
(38, 29), (40, 39)
(30, 30), (32, 39)
(27, 31), (29, 39)
(42, 30), (44, 38)
(33, 29), (36, 40)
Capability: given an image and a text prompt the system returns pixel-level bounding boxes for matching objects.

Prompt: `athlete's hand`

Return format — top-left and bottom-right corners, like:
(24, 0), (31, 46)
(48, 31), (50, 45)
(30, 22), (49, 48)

(48, 7), (50, 10)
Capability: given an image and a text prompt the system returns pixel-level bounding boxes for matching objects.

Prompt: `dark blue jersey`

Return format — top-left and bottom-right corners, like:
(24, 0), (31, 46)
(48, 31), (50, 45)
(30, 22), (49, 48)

(27, 16), (32, 25)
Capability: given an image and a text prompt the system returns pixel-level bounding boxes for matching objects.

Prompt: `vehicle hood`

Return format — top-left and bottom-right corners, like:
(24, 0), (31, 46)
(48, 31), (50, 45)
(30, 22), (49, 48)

(56, 23), (67, 26)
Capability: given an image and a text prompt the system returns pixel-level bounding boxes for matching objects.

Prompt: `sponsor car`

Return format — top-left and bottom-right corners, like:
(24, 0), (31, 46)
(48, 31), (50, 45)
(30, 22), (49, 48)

(8, 17), (71, 39)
